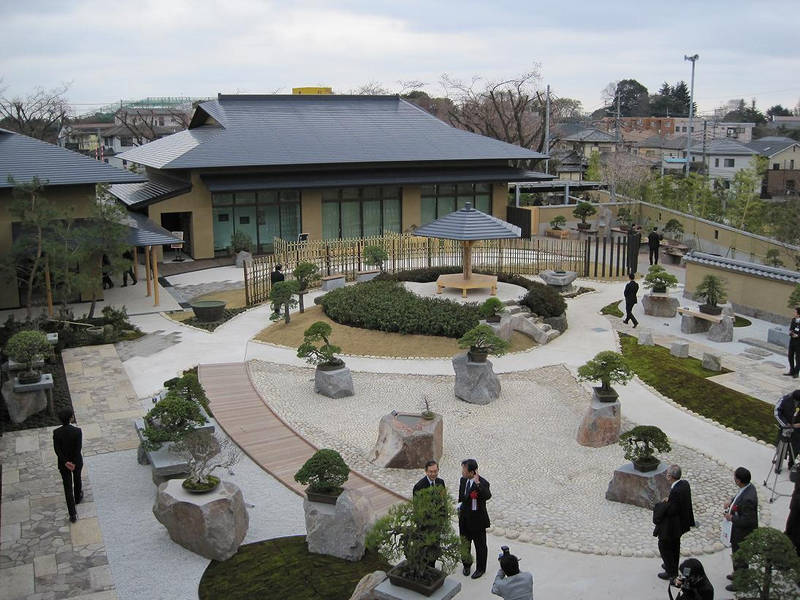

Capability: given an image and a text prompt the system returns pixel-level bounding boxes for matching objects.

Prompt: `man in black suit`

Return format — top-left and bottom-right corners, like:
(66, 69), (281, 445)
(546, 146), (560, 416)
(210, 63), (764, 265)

(413, 460), (445, 496)
(53, 408), (83, 523)
(656, 465), (695, 580)
(785, 307), (800, 378)
(458, 458), (492, 579)
(622, 272), (639, 328)
(627, 225), (642, 274)
(270, 264), (285, 285)
(648, 227), (663, 265)
(724, 467), (758, 592)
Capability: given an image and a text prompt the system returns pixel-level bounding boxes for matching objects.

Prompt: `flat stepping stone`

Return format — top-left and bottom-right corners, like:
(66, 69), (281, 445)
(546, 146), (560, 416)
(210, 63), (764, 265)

(743, 347), (771, 357)
(740, 337), (783, 355)
(738, 353), (763, 361)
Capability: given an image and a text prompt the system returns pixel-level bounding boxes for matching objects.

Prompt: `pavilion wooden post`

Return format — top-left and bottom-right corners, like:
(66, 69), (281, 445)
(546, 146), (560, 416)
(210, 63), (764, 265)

(151, 246), (160, 306)
(462, 240), (473, 280)
(145, 245), (152, 297)
(44, 255), (54, 317)
(132, 246), (139, 280)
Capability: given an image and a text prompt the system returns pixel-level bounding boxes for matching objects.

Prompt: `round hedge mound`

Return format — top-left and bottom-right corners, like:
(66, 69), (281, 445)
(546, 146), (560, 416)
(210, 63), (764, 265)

(198, 535), (389, 600)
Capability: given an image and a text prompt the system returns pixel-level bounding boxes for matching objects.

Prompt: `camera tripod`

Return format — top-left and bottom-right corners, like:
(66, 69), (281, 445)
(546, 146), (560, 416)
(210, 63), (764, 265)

(763, 428), (796, 503)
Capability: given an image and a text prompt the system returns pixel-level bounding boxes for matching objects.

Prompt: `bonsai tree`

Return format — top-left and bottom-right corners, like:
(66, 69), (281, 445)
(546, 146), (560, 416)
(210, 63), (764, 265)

(695, 274), (727, 308)
(421, 395), (435, 420)
(572, 201), (597, 227)
(577, 350), (634, 396)
(549, 215), (567, 230)
(765, 249), (784, 268)
(478, 297), (506, 322)
(4, 330), (53, 383)
(662, 218), (684, 241)
(732, 527), (800, 600)
(297, 321), (343, 368)
(642, 264), (679, 292)
(294, 448), (350, 496)
(269, 280), (300, 324)
(178, 430), (241, 492)
(163, 371), (210, 412)
(457, 324), (509, 360)
(363, 245), (389, 271)
(366, 486), (462, 588)
(141, 392), (208, 451)
(616, 207), (633, 229)
(619, 425), (671, 472)
(230, 230), (253, 254)
(788, 284), (800, 310)
(293, 262), (320, 313)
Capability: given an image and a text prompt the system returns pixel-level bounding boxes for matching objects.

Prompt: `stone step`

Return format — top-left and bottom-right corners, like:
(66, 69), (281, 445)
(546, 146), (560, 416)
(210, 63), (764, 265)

(743, 346), (772, 357)
(740, 337), (784, 356)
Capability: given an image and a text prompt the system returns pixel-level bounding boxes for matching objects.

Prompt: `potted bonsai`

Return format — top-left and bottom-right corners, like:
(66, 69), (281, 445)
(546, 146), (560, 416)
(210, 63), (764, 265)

(293, 262), (320, 313)
(577, 350), (634, 402)
(420, 395), (435, 420)
(731, 526), (800, 600)
(297, 321), (344, 370)
(572, 201), (597, 231)
(479, 297), (506, 323)
(177, 429), (241, 493)
(269, 280), (300, 324)
(616, 207), (633, 231)
(4, 330), (53, 384)
(360, 245), (388, 281)
(643, 264), (679, 294)
(695, 274), (727, 316)
(457, 324), (510, 363)
(230, 230), (253, 267)
(141, 392), (209, 452)
(294, 448), (350, 504)
(662, 218), (684, 242)
(619, 425), (671, 472)
(366, 486), (462, 596)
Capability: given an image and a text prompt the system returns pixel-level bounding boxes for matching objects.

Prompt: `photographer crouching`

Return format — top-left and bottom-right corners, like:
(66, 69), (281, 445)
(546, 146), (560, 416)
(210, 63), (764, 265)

(668, 558), (714, 600)
(490, 546), (533, 600)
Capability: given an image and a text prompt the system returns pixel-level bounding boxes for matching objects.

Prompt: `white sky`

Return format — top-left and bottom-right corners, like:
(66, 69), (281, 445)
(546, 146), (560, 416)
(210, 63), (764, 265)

(1, 0), (798, 117)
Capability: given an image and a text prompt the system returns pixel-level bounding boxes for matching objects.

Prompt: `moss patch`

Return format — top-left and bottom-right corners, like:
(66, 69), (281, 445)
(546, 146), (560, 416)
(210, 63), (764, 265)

(255, 305), (535, 358)
(734, 315), (752, 328)
(198, 535), (390, 600)
(619, 333), (776, 444)
(600, 301), (624, 318)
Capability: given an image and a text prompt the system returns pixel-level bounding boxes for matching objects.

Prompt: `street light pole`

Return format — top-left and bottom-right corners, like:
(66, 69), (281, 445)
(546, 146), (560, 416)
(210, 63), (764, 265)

(684, 54), (699, 176)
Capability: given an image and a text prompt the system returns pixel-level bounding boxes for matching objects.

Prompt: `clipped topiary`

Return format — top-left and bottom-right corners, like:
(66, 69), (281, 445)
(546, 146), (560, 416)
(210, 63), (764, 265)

(732, 527), (800, 600)
(294, 448), (350, 497)
(519, 282), (567, 318)
(619, 425), (671, 472)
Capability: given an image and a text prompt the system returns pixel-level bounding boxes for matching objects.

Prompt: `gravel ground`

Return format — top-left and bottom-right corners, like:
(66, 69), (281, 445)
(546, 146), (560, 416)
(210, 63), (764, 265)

(250, 360), (770, 558)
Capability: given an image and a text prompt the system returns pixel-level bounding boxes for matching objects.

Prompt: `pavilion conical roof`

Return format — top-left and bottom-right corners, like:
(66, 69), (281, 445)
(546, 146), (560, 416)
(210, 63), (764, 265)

(413, 203), (521, 241)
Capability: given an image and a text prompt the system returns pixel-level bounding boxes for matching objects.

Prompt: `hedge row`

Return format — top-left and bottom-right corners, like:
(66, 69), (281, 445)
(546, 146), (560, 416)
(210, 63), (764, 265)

(319, 280), (481, 338)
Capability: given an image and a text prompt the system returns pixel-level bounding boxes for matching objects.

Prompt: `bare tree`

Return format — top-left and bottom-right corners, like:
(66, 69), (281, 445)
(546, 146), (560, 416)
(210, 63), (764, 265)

(0, 84), (72, 142)
(600, 152), (653, 202)
(114, 107), (191, 145)
(348, 81), (391, 95)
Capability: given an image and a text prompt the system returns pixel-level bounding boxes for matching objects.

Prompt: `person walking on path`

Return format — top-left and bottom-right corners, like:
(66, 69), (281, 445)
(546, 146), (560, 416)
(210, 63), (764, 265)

(648, 226), (663, 265)
(122, 249), (137, 287)
(53, 408), (83, 523)
(785, 307), (800, 378)
(622, 272), (639, 328)
(655, 465), (695, 580)
(723, 467), (758, 593)
(458, 458), (492, 579)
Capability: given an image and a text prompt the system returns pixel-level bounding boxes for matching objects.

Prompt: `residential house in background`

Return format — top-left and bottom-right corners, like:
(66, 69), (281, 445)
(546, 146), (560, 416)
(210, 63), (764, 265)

(549, 149), (586, 181)
(112, 94), (550, 259)
(767, 115), (800, 131)
(636, 135), (690, 172)
(689, 138), (757, 184)
(599, 116), (677, 141)
(747, 136), (800, 199)
(552, 127), (617, 158)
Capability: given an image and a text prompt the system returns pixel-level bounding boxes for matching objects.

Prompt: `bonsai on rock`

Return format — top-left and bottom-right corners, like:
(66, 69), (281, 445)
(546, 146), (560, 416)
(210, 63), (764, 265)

(576, 351), (633, 448)
(478, 297), (506, 323)
(292, 262), (320, 313)
(457, 324), (509, 363)
(453, 325), (506, 405)
(367, 486), (462, 597)
(577, 350), (634, 403)
(642, 264), (679, 294)
(177, 430), (241, 493)
(297, 321), (354, 398)
(694, 274), (727, 316)
(619, 425), (671, 472)
(4, 330), (53, 384)
(641, 265), (680, 316)
(605, 425), (673, 509)
(294, 448), (350, 504)
(573, 201), (597, 230)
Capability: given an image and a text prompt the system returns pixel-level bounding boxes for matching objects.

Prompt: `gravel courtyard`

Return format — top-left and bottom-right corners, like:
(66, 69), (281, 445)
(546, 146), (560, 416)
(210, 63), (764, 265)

(250, 360), (762, 558)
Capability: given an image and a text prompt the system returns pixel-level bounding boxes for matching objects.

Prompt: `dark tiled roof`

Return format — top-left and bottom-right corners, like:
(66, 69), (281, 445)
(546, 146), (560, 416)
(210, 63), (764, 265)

(109, 175), (192, 208)
(638, 135), (689, 150)
(746, 138), (799, 157)
(689, 138), (756, 156)
(123, 211), (184, 246)
(684, 251), (800, 284)
(414, 203), (521, 241)
(120, 94), (546, 170)
(0, 128), (146, 188)
(561, 128), (617, 143)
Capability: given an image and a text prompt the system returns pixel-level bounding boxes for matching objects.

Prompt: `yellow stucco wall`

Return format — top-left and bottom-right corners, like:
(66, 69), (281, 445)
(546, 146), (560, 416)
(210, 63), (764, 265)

(147, 172), (214, 260)
(0, 184), (95, 309)
(402, 186), (421, 231)
(301, 189), (322, 240)
(491, 183), (506, 218)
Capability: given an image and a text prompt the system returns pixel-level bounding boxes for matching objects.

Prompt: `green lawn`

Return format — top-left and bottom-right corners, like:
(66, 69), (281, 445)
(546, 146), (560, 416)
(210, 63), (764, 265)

(198, 536), (390, 600)
(619, 333), (776, 444)
(600, 300), (624, 318)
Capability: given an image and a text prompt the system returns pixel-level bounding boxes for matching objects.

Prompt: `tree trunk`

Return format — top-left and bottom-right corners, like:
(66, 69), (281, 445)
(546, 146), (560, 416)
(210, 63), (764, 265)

(283, 303), (290, 324)
(25, 225), (43, 319)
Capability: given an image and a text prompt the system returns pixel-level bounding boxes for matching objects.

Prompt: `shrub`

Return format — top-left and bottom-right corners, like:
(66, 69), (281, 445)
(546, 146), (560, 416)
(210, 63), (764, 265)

(4, 330), (52, 371)
(294, 449), (350, 494)
(478, 297), (505, 320)
(519, 283), (567, 318)
(101, 305), (130, 330)
(376, 266), (461, 283)
(765, 249), (784, 268)
(617, 207), (633, 226)
(663, 218), (684, 239)
(619, 425), (671, 465)
(141, 393), (208, 451)
(732, 527), (800, 600)
(164, 371), (210, 412)
(549, 215), (567, 230)
(363, 245), (388, 271)
(572, 201), (597, 224)
(577, 350), (634, 392)
(695, 274), (727, 307)
(319, 280), (481, 338)
(457, 324), (509, 356)
(297, 321), (343, 367)
(789, 284), (800, 310)
(643, 264), (679, 290)
(230, 230), (253, 253)
(269, 280), (300, 323)
(292, 262), (320, 291)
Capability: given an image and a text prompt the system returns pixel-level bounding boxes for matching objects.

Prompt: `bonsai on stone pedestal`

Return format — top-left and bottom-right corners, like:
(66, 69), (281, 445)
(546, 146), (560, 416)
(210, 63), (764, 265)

(577, 350), (634, 403)
(478, 297), (506, 323)
(298, 321), (354, 398)
(694, 274), (727, 316)
(573, 201), (597, 231)
(643, 264), (679, 295)
(294, 448), (350, 504)
(177, 430), (241, 493)
(457, 324), (509, 363)
(5, 330), (53, 384)
(619, 425), (671, 472)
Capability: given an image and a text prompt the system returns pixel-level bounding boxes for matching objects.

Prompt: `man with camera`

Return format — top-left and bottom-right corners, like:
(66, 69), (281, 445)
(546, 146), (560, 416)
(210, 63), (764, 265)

(491, 546), (533, 599)
(669, 558), (714, 600)
(458, 458), (492, 579)
(775, 390), (800, 469)
(655, 464), (695, 581)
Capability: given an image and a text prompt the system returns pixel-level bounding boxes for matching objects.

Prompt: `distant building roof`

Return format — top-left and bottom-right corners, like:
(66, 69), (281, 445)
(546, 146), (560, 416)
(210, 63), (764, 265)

(123, 211), (184, 247)
(689, 138), (756, 156)
(684, 251), (800, 284)
(120, 94), (546, 170)
(0, 128), (146, 188)
(638, 135), (689, 150)
(746, 137), (800, 157)
(561, 128), (617, 144)
(110, 175), (192, 208)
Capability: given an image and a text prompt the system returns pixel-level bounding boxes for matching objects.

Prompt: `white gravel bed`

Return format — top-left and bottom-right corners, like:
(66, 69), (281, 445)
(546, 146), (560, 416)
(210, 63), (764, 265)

(250, 360), (769, 557)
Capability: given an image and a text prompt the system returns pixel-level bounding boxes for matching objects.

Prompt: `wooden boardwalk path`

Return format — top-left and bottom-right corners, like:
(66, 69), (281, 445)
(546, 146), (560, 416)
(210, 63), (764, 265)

(198, 362), (404, 515)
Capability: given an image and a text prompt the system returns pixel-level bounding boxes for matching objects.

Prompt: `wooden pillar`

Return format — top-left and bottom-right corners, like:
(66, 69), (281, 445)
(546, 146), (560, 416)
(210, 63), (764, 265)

(145, 245), (152, 297)
(462, 240), (473, 280)
(133, 246), (139, 280)
(44, 255), (54, 317)
(152, 246), (160, 306)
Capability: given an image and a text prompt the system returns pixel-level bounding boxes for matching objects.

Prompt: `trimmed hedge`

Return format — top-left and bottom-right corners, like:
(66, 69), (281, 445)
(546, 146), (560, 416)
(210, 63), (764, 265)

(319, 280), (481, 338)
(518, 284), (566, 318)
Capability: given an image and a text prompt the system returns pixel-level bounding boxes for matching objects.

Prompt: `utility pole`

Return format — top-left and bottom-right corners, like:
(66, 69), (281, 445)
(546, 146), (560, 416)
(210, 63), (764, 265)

(544, 84), (551, 174)
(684, 54), (699, 176)
(615, 90), (621, 148)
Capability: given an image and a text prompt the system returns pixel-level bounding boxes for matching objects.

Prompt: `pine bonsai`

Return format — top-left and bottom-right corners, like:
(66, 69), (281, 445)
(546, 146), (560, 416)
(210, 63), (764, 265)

(292, 262), (320, 292)
(269, 280), (300, 323)
(572, 201), (597, 225)
(577, 350), (634, 392)
(294, 449), (350, 495)
(549, 215), (567, 230)
(732, 527), (800, 600)
(478, 297), (506, 321)
(619, 425), (671, 471)
(643, 264), (679, 291)
(297, 321), (343, 368)
(457, 324), (509, 356)
(363, 245), (389, 271)
(4, 330), (53, 381)
(695, 274), (727, 307)
(662, 218), (684, 240)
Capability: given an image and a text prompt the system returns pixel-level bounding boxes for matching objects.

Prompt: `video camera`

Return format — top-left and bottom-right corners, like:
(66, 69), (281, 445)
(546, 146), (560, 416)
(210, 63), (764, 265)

(668, 566), (701, 600)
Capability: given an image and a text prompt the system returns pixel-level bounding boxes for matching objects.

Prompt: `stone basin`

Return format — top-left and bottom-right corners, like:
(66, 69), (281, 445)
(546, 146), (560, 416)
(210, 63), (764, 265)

(190, 300), (226, 322)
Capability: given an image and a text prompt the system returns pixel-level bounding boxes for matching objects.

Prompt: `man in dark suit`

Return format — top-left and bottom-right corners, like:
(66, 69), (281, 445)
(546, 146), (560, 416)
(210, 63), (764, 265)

(724, 467), (758, 592)
(775, 390), (800, 469)
(627, 225), (642, 273)
(785, 307), (800, 378)
(648, 227), (663, 265)
(622, 272), (639, 328)
(656, 465), (695, 580)
(413, 460), (445, 496)
(270, 264), (285, 285)
(458, 458), (492, 579)
(53, 408), (83, 523)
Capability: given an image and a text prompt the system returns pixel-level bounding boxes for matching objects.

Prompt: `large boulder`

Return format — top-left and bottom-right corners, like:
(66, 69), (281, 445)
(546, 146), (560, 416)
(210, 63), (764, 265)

(349, 571), (388, 600)
(707, 316), (734, 343)
(768, 327), (790, 349)
(153, 479), (249, 561)
(482, 314), (514, 341)
(641, 294), (679, 317)
(513, 315), (560, 344)
(543, 312), (568, 333)
(452, 353), (500, 405)
(370, 412), (443, 469)
(605, 461), (671, 509)
(1, 381), (47, 424)
(315, 366), (355, 398)
(576, 392), (621, 447)
(304, 490), (374, 561)
(702, 352), (722, 372)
